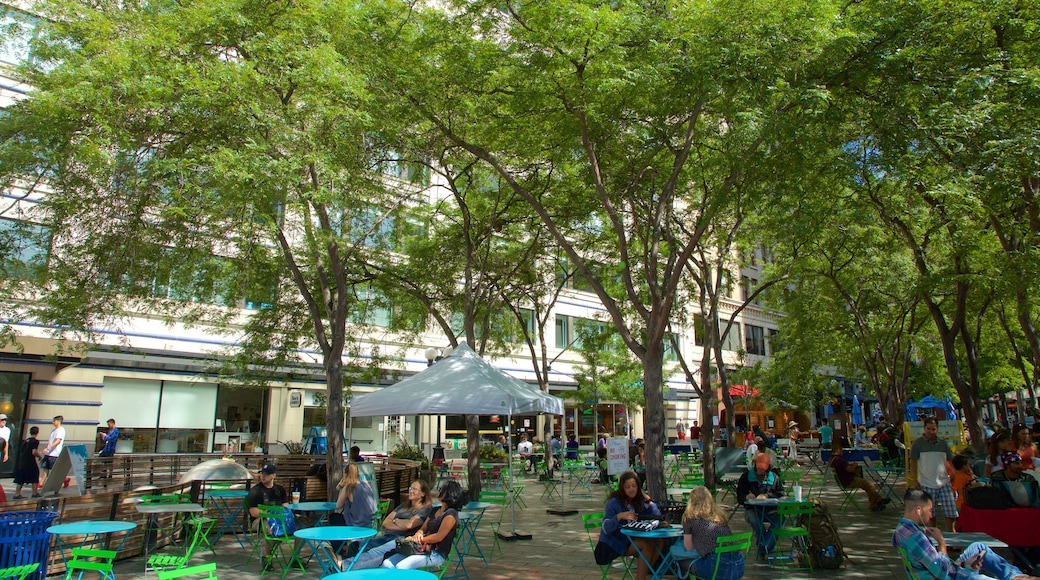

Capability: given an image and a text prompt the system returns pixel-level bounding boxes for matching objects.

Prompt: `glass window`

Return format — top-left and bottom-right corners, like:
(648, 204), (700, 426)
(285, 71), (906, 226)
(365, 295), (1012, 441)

(693, 315), (706, 347)
(745, 324), (766, 355)
(555, 315), (571, 349)
(721, 322), (742, 352)
(0, 9), (40, 66)
(663, 332), (679, 361)
(0, 218), (51, 279)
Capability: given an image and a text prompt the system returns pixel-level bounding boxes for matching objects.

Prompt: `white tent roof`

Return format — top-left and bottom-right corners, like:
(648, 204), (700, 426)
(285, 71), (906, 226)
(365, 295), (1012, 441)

(349, 343), (563, 417)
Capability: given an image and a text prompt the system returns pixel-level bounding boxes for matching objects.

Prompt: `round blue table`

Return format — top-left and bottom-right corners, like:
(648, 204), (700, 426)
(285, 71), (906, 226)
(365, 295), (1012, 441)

(294, 525), (377, 576)
(48, 521), (137, 577)
(323, 570), (436, 580)
(458, 503), (490, 566)
(620, 526), (684, 580)
(206, 490), (250, 548)
(290, 501), (339, 527)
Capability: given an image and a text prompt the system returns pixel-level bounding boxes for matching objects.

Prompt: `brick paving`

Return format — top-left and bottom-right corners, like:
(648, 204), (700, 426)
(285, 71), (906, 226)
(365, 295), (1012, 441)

(5, 468), (998, 578)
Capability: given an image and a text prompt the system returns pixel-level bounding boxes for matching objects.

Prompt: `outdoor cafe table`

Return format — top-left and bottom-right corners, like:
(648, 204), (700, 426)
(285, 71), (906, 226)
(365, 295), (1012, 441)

(564, 463), (598, 497)
(293, 525), (376, 577)
(324, 570), (436, 580)
(291, 501), (339, 528)
(864, 465), (905, 505)
(135, 502), (204, 557)
(743, 498), (789, 554)
(944, 532), (1009, 549)
(206, 489), (250, 548)
(47, 520), (137, 575)
(620, 525), (684, 580)
(800, 441), (823, 473)
(459, 503), (490, 567)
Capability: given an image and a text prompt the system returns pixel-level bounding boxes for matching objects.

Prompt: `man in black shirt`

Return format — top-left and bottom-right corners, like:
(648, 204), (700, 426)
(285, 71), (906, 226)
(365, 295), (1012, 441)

(246, 464), (291, 571)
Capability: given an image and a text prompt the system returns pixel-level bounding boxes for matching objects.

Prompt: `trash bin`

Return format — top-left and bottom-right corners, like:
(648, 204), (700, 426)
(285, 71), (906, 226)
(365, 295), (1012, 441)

(0, 511), (59, 580)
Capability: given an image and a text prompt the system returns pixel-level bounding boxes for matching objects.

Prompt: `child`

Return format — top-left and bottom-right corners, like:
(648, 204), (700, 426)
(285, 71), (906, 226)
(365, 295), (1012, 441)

(13, 426), (41, 499)
(950, 454), (975, 511)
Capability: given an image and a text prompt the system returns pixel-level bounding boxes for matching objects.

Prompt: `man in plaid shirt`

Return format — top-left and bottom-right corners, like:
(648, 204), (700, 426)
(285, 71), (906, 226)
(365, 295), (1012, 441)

(892, 489), (1037, 580)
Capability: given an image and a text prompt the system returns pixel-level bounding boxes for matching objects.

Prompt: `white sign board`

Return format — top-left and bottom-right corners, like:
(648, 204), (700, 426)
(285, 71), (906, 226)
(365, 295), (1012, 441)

(904, 420), (963, 442)
(606, 437), (630, 476)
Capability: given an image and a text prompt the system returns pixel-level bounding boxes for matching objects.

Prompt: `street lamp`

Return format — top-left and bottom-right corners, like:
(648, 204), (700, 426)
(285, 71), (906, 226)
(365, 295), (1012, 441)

(424, 346), (454, 462)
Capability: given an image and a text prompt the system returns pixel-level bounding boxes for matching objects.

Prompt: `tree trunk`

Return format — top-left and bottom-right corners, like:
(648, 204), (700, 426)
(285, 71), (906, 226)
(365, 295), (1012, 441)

(642, 340), (667, 503)
(325, 355), (345, 499)
(466, 414), (481, 499)
(700, 390), (717, 489)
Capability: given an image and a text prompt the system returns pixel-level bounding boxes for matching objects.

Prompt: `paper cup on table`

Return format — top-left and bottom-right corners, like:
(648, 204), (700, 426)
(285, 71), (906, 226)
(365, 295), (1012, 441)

(793, 485), (803, 502)
(291, 491), (301, 504)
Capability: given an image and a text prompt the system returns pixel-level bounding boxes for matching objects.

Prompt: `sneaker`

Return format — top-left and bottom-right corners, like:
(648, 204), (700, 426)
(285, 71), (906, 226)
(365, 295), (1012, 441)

(12, 496), (23, 500)
(30, 494), (41, 498)
(880, 498), (892, 506)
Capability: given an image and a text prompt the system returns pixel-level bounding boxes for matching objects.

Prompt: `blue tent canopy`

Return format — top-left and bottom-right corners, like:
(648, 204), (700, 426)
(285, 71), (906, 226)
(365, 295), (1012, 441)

(905, 395), (952, 421)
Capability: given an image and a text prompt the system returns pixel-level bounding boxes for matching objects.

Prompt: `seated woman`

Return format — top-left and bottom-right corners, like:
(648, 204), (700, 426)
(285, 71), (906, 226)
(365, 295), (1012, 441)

(670, 486), (745, 580)
(347, 479), (434, 569)
(566, 434), (580, 461)
(333, 462), (377, 526)
(382, 480), (467, 570)
(329, 462), (376, 555)
(594, 470), (662, 580)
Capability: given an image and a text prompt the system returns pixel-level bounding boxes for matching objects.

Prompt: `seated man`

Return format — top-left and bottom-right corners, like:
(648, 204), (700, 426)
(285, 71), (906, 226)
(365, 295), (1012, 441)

(893, 488), (1038, 580)
(246, 464), (299, 572)
(990, 450), (1039, 507)
(829, 443), (891, 511)
(518, 434), (533, 472)
(736, 452), (784, 556)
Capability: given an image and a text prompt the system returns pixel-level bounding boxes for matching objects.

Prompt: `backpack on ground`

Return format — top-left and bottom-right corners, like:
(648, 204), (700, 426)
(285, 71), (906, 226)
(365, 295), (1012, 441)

(797, 498), (847, 569)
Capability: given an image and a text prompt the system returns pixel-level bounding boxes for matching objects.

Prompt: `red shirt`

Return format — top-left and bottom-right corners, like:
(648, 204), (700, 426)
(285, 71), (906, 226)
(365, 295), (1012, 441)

(689, 426), (702, 440)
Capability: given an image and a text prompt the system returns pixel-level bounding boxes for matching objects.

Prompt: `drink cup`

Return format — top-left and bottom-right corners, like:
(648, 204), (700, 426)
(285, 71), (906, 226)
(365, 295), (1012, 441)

(793, 485), (803, 502)
(291, 491), (301, 504)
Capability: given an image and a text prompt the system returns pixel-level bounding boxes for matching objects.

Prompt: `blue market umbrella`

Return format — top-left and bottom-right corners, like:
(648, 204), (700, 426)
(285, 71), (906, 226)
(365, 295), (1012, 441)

(852, 394), (863, 426)
(945, 395), (958, 421)
(825, 401), (834, 416)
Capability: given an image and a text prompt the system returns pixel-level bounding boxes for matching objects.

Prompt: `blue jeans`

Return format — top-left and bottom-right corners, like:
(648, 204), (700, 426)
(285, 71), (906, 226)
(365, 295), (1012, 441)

(692, 551), (745, 580)
(383, 551), (446, 570)
(348, 538), (396, 570)
(954, 542), (1026, 580)
(744, 506), (779, 555)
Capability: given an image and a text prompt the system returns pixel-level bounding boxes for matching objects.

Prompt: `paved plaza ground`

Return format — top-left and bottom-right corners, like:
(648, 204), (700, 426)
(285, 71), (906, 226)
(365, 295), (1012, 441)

(0, 468), (1002, 578)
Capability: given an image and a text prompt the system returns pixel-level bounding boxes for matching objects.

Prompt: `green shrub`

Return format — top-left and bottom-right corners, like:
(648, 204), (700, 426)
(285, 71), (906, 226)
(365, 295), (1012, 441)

(389, 441), (431, 470)
(479, 444), (508, 463)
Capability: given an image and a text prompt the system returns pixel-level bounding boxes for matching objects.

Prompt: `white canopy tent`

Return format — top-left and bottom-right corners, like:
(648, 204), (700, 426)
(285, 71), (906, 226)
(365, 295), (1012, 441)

(349, 342), (564, 539)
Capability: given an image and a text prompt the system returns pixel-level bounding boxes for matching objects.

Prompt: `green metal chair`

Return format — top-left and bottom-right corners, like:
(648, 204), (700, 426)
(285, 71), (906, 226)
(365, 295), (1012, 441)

(0, 563), (39, 580)
(767, 501), (814, 571)
(896, 547), (916, 579)
(479, 490), (509, 559)
(373, 499), (391, 530)
(688, 531), (752, 580)
(155, 563), (218, 580)
(254, 505), (304, 578)
(832, 472), (865, 513)
(537, 463), (561, 502)
(582, 512), (633, 580)
(64, 548), (117, 580)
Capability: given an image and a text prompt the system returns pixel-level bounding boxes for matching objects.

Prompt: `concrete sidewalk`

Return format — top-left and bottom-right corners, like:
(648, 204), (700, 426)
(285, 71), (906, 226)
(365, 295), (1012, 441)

(1, 470), (963, 578)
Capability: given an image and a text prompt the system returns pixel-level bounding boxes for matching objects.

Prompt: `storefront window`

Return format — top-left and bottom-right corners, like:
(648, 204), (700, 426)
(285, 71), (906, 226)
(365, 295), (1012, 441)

(0, 372), (30, 475)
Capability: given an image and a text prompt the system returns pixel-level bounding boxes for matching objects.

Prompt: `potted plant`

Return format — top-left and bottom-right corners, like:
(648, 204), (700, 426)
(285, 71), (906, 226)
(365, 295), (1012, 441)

(389, 441), (433, 484)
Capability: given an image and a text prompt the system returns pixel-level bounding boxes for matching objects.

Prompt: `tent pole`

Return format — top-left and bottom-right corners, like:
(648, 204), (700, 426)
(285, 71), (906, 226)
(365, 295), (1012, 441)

(498, 412), (532, 541)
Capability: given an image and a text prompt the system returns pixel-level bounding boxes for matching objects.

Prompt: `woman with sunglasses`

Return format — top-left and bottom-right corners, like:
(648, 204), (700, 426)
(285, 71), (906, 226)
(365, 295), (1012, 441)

(346, 479), (434, 569)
